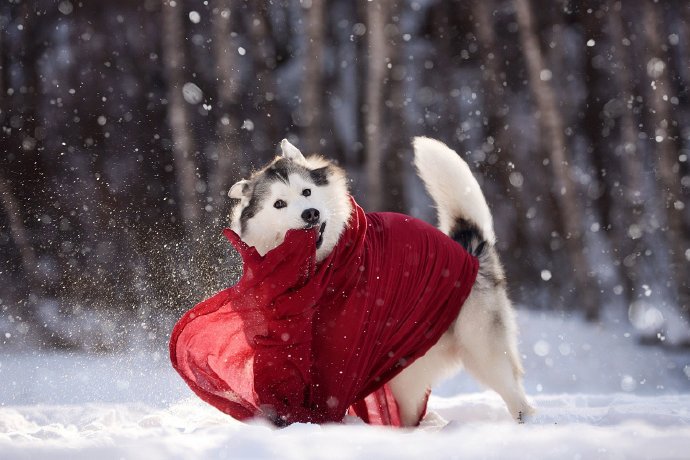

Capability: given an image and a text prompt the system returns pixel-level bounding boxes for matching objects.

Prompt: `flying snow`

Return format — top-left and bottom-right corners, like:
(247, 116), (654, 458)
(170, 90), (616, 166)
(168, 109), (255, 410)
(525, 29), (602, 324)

(188, 11), (201, 24)
(182, 82), (204, 105)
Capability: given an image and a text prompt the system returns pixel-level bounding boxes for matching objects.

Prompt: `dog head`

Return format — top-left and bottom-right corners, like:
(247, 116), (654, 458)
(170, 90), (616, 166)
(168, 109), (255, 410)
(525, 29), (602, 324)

(228, 139), (351, 261)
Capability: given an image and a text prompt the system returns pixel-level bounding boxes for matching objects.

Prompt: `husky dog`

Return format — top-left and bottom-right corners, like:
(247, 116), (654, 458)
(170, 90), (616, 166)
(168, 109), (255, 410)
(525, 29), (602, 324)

(229, 137), (533, 426)
(228, 140), (351, 263)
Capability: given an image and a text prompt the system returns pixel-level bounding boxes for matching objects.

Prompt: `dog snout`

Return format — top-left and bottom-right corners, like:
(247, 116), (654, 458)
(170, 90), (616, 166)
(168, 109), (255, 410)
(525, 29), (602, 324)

(301, 208), (320, 225)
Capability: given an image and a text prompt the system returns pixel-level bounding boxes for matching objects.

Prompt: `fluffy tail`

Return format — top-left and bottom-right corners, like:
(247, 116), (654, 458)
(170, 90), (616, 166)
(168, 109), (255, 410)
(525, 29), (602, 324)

(413, 137), (495, 254)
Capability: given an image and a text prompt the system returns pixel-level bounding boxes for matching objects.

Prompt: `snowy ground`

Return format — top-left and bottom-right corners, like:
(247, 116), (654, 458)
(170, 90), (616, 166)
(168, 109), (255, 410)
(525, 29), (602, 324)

(1, 310), (689, 459)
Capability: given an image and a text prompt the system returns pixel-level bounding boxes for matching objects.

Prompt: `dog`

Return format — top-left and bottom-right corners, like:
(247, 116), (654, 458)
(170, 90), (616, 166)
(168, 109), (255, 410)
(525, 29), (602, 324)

(228, 137), (533, 426)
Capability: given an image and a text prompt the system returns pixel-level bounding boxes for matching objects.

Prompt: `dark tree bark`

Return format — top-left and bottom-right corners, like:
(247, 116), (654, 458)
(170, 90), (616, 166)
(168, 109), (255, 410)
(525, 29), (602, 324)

(0, 174), (74, 348)
(0, 19), (3, 98)
(364, 0), (388, 211)
(641, 1), (690, 317)
(161, 0), (203, 242)
(300, 0), (325, 154)
(382, 1), (407, 214)
(578, 1), (638, 309)
(245, 0), (281, 159)
(0, 2), (45, 295)
(473, 0), (531, 257)
(607, 0), (646, 306)
(0, 174), (40, 293)
(0, 19), (73, 344)
(209, 0), (243, 221)
(580, 1), (612, 231)
(430, 1), (457, 142)
(514, 0), (599, 320)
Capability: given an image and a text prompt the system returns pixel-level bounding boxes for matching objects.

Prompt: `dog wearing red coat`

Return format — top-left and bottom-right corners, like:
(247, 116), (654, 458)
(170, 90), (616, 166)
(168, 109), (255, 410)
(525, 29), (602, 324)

(227, 137), (534, 425)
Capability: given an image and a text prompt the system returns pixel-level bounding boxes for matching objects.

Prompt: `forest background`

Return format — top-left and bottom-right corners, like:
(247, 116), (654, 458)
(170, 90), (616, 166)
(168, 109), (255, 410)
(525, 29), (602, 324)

(1, 0), (689, 350)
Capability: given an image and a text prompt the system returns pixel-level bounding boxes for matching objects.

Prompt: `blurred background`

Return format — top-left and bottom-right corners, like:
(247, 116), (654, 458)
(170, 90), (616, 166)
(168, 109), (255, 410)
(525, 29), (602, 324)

(0, 0), (689, 352)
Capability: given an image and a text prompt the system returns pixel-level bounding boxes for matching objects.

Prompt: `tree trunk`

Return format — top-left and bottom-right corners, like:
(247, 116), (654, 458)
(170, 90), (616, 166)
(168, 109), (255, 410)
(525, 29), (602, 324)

(246, 1), (281, 159)
(473, 0), (530, 252)
(607, 0), (646, 306)
(579, 0), (636, 307)
(431, 1), (456, 143)
(473, 0), (547, 302)
(514, 0), (599, 320)
(300, 0), (324, 154)
(0, 173), (76, 348)
(161, 0), (202, 241)
(641, 1), (690, 317)
(381, 1), (407, 213)
(580, 1), (611, 231)
(364, 0), (388, 211)
(209, 0), (242, 221)
(0, 2), (43, 295)
(0, 22), (4, 99)
(0, 174), (40, 292)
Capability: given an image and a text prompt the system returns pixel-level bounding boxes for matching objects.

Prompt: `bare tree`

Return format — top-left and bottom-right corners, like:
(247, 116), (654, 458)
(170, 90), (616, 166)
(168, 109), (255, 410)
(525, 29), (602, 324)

(209, 0), (242, 220)
(381, 1), (407, 213)
(300, 0), (325, 154)
(0, 22), (3, 98)
(683, 4), (690, 100)
(161, 0), (202, 241)
(580, 1), (611, 228)
(641, 1), (690, 317)
(473, 0), (531, 253)
(246, 1), (281, 158)
(514, 0), (599, 320)
(0, 174), (40, 293)
(0, 1), (43, 295)
(364, 0), (388, 211)
(578, 1), (639, 306)
(0, 15), (75, 346)
(607, 0), (646, 305)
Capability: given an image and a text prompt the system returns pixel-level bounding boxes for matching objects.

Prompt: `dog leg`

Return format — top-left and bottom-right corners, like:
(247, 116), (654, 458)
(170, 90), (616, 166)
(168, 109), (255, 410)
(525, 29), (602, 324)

(388, 332), (460, 426)
(453, 292), (534, 422)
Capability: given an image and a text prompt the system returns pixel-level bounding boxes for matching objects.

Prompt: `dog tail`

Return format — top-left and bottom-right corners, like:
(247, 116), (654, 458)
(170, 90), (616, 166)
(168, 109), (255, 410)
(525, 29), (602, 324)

(413, 137), (495, 256)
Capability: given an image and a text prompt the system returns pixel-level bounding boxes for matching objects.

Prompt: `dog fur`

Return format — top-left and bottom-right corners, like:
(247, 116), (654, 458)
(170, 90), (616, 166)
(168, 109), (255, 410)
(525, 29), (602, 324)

(228, 137), (533, 426)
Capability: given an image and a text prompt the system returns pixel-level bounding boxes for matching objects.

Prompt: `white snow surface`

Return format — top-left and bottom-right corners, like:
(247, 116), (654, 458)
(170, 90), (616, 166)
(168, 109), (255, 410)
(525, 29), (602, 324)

(1, 310), (689, 459)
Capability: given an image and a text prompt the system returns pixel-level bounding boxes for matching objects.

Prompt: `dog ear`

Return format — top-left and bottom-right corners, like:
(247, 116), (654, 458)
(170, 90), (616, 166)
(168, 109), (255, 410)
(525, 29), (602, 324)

(280, 139), (305, 162)
(309, 166), (330, 186)
(228, 180), (250, 199)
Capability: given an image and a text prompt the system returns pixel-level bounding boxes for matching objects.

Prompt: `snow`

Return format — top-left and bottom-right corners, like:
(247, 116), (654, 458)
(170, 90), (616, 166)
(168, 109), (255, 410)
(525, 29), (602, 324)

(1, 311), (690, 459)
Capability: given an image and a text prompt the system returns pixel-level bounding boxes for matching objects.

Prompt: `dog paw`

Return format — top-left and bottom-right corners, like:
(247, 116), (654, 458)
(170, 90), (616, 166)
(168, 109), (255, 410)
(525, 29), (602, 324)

(516, 405), (536, 424)
(418, 411), (449, 431)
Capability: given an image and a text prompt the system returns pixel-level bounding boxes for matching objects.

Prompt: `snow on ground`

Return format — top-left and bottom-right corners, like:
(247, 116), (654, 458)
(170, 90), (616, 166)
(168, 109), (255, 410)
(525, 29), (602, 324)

(1, 310), (689, 459)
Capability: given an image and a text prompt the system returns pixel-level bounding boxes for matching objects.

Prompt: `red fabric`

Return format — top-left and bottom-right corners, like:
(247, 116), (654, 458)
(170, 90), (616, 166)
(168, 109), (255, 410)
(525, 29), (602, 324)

(170, 198), (478, 426)
(347, 384), (403, 426)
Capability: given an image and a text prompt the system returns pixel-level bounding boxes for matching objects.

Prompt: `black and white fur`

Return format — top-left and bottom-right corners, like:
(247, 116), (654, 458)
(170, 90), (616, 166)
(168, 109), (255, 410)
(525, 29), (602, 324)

(228, 139), (351, 262)
(229, 137), (533, 426)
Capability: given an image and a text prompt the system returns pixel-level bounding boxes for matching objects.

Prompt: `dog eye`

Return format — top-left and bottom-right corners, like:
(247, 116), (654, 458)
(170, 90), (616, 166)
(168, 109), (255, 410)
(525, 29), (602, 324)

(302, 189), (311, 197)
(273, 199), (287, 209)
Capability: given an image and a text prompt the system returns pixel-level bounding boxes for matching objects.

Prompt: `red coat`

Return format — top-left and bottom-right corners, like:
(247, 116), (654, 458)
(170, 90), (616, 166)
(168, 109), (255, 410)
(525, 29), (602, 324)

(170, 198), (478, 426)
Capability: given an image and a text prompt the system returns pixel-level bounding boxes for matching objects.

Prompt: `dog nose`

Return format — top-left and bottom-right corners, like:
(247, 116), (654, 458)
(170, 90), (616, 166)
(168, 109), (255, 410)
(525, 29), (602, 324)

(301, 208), (320, 224)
